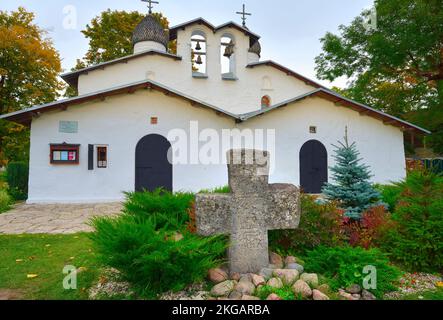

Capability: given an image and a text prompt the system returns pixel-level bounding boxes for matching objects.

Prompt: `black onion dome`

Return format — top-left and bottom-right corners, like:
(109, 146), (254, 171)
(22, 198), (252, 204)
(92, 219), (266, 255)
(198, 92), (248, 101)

(249, 40), (261, 57)
(132, 14), (169, 48)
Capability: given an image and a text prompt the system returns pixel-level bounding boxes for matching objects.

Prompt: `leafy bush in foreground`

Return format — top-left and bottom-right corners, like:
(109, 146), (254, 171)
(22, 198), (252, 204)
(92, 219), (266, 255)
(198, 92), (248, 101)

(123, 190), (194, 230)
(343, 205), (394, 249)
(304, 246), (401, 298)
(382, 170), (443, 272)
(6, 162), (28, 200)
(0, 189), (11, 213)
(375, 184), (402, 212)
(270, 194), (345, 255)
(90, 190), (227, 298)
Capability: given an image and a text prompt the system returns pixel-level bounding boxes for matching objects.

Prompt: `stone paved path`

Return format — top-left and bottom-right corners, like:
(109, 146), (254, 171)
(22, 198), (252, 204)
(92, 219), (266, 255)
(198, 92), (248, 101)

(0, 203), (123, 235)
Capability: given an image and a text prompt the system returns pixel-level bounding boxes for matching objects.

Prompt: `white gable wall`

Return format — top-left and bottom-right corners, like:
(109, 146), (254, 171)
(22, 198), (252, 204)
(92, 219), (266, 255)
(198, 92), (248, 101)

(27, 91), (406, 203)
(77, 26), (314, 115)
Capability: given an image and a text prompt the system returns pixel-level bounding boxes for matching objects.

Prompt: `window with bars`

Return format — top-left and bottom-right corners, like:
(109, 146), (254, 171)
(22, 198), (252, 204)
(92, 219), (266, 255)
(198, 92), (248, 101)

(97, 146), (107, 168)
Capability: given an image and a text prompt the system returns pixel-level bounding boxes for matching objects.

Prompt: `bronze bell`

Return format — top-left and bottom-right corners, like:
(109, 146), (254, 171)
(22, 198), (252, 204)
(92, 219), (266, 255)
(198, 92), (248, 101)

(195, 40), (202, 51)
(224, 41), (234, 58)
(196, 54), (203, 65)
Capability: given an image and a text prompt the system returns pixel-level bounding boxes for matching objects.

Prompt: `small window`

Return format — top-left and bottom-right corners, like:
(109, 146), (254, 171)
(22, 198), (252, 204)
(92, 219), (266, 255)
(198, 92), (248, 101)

(50, 144), (80, 165)
(261, 96), (271, 108)
(310, 126), (317, 134)
(97, 147), (107, 168)
(151, 117), (158, 125)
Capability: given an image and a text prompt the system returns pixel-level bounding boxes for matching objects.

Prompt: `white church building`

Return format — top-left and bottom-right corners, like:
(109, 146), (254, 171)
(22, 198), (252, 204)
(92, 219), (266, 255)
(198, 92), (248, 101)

(1, 9), (429, 204)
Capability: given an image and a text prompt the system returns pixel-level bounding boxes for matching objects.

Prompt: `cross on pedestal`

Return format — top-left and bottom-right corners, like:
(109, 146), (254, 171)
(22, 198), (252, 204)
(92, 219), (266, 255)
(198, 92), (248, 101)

(196, 149), (301, 274)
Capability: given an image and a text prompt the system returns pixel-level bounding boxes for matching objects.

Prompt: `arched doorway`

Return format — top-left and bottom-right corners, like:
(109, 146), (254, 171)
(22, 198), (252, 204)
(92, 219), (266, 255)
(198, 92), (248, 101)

(135, 134), (172, 192)
(299, 140), (328, 194)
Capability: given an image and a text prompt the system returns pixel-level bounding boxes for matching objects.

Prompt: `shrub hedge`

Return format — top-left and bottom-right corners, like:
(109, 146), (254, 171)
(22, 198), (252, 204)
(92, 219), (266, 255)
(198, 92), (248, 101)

(90, 190), (227, 298)
(269, 194), (345, 255)
(304, 246), (401, 298)
(6, 162), (28, 201)
(381, 170), (443, 272)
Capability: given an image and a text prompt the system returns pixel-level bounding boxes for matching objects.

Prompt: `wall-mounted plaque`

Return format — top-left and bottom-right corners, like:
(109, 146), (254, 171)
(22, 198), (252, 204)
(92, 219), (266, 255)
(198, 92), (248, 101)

(59, 121), (78, 133)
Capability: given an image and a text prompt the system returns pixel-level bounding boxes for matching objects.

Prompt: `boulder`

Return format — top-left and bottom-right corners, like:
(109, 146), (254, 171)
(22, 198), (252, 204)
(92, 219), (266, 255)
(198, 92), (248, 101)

(235, 279), (255, 296)
(273, 269), (299, 285)
(230, 272), (241, 281)
(285, 256), (296, 265)
(312, 289), (330, 300)
(351, 294), (361, 300)
(208, 268), (229, 284)
(346, 284), (362, 294)
(259, 268), (274, 280)
(228, 291), (243, 300)
(292, 280), (312, 299)
(286, 263), (304, 274)
(242, 295), (261, 301)
(267, 277), (284, 289)
(317, 284), (330, 294)
(362, 290), (377, 301)
(267, 293), (282, 301)
(251, 274), (266, 287)
(300, 273), (319, 288)
(338, 289), (359, 301)
(210, 280), (236, 297)
(269, 252), (284, 268)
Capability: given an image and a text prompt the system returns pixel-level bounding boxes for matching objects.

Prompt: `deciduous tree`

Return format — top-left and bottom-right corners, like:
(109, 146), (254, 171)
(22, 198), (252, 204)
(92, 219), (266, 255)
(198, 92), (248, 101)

(0, 7), (63, 165)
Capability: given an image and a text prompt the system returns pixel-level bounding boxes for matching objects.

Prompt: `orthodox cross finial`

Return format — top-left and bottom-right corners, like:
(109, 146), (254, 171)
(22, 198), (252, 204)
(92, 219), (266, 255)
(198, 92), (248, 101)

(142, 0), (159, 14)
(236, 4), (251, 27)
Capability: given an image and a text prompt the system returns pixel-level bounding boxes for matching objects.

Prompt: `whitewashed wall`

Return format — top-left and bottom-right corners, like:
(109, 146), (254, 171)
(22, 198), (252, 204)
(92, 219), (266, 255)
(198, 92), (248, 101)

(27, 90), (406, 203)
(77, 25), (314, 115)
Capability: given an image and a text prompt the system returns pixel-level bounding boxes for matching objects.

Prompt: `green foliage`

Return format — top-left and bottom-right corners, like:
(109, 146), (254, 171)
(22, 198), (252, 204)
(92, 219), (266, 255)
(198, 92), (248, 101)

(382, 170), (443, 272)
(304, 246), (401, 298)
(315, 0), (443, 152)
(90, 190), (227, 298)
(123, 190), (194, 231)
(6, 161), (28, 200)
(256, 285), (297, 301)
(269, 194), (344, 255)
(322, 135), (383, 219)
(0, 7), (63, 165)
(76, 10), (174, 66)
(199, 186), (231, 194)
(0, 189), (11, 213)
(375, 184), (402, 211)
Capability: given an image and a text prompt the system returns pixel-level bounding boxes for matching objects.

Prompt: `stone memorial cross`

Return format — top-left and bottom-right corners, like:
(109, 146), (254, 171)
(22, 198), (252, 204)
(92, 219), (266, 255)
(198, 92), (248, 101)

(196, 149), (301, 274)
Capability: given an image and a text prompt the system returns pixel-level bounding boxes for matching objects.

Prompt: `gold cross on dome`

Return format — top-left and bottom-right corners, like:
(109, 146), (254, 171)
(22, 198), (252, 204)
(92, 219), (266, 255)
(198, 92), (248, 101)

(236, 4), (251, 27)
(142, 0), (159, 14)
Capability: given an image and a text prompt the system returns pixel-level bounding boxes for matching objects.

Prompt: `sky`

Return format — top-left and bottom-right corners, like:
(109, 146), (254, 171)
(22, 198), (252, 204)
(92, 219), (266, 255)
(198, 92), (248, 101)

(1, 0), (374, 88)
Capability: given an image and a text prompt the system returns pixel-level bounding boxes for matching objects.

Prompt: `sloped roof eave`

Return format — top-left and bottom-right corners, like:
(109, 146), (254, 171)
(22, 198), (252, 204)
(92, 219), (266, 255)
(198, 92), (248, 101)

(238, 88), (430, 135)
(0, 79), (239, 126)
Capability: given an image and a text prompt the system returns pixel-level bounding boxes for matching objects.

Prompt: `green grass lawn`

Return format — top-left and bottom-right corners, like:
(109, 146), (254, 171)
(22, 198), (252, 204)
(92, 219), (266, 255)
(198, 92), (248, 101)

(399, 288), (443, 300)
(0, 233), (101, 300)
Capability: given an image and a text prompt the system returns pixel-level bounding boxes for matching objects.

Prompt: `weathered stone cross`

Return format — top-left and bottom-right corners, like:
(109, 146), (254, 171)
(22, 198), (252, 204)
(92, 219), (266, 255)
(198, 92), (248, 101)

(196, 149), (301, 274)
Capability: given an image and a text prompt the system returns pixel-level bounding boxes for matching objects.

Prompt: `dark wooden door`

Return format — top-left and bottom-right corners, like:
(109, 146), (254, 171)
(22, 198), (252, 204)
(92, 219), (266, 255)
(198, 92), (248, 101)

(300, 140), (328, 194)
(135, 134), (172, 192)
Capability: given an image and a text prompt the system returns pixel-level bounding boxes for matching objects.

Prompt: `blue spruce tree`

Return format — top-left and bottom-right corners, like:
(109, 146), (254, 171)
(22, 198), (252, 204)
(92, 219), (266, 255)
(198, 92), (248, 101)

(322, 129), (383, 220)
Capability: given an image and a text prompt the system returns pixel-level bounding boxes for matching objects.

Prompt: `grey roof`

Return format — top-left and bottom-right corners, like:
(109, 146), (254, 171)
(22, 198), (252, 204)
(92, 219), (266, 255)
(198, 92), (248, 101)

(239, 88), (431, 134)
(169, 18), (260, 42)
(0, 79), (239, 124)
(60, 49), (182, 88)
(132, 14), (169, 48)
(0, 81), (429, 135)
(248, 40), (261, 57)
